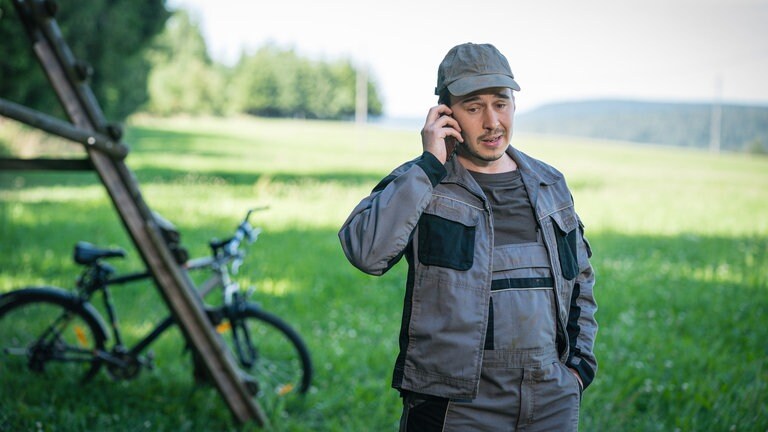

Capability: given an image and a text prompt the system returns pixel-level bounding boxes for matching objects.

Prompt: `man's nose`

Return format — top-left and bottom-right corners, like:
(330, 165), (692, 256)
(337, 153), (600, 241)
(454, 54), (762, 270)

(483, 109), (499, 130)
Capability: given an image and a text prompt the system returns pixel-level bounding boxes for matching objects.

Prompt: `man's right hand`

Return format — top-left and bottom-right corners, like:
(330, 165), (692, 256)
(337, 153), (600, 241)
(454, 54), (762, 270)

(420, 104), (463, 164)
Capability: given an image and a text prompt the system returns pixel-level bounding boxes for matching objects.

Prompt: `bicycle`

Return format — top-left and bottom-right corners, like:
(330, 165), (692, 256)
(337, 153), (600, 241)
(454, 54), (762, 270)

(0, 208), (312, 405)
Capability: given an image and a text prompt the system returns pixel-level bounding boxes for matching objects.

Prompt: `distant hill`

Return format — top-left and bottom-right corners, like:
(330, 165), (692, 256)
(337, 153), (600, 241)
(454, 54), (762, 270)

(517, 100), (768, 153)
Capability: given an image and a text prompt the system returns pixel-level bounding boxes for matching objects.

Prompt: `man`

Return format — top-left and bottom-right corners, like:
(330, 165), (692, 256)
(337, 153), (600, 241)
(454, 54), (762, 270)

(339, 42), (597, 431)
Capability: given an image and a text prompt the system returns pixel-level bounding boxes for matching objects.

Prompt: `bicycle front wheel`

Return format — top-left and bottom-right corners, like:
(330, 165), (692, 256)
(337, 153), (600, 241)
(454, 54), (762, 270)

(218, 304), (313, 401)
(0, 287), (107, 382)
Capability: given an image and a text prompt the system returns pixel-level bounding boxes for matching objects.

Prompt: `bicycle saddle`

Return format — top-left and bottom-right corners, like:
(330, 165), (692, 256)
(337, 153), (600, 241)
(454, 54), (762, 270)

(74, 241), (126, 265)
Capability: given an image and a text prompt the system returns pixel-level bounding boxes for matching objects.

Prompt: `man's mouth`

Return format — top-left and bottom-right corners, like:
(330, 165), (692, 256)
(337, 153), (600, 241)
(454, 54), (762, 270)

(481, 135), (503, 145)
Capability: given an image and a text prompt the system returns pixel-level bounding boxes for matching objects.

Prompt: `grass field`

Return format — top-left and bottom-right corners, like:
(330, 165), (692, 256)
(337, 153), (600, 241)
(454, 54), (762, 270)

(1, 116), (767, 431)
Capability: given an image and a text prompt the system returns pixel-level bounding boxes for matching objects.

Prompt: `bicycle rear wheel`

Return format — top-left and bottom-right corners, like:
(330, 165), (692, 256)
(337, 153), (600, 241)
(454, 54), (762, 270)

(217, 304), (313, 402)
(0, 287), (107, 382)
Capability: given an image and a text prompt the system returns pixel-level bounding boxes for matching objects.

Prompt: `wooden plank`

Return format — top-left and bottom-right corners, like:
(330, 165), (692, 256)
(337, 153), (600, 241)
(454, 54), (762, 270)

(0, 158), (92, 171)
(0, 97), (128, 159)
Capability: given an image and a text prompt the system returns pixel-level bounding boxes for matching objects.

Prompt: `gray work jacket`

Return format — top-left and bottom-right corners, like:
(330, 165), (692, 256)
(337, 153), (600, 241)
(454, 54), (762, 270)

(339, 146), (598, 399)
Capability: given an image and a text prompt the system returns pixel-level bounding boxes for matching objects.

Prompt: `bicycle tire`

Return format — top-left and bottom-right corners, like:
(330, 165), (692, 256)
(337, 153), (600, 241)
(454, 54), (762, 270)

(0, 287), (108, 382)
(217, 303), (313, 400)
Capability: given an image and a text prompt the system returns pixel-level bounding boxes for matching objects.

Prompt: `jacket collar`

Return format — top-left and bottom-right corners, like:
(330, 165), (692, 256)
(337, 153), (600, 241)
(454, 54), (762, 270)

(442, 145), (564, 212)
(507, 146), (561, 187)
(443, 145), (561, 186)
(443, 152), (485, 199)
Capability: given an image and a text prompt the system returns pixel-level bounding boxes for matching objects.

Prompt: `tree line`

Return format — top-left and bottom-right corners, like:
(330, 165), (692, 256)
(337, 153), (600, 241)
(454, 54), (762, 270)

(0, 2), (383, 122)
(518, 100), (768, 154)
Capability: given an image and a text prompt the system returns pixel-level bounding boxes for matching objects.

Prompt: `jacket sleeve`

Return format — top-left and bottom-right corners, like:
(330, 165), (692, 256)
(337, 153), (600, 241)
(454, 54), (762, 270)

(338, 152), (446, 276)
(565, 217), (598, 390)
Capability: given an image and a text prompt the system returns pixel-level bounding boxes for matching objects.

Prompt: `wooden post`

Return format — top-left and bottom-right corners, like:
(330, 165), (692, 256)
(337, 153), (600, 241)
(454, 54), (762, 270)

(6, 0), (267, 425)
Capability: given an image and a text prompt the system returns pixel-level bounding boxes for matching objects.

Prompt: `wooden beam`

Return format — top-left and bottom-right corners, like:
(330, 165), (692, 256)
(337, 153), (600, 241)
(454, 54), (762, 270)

(0, 158), (93, 171)
(0, 98), (128, 159)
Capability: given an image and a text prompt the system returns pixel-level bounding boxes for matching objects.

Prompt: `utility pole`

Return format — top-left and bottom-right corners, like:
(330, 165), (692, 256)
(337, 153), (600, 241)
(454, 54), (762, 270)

(355, 62), (368, 125)
(709, 75), (722, 154)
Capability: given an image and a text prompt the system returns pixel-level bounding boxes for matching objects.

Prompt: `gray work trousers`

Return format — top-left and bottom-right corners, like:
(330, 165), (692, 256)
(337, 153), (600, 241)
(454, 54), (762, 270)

(400, 240), (581, 431)
(399, 348), (581, 432)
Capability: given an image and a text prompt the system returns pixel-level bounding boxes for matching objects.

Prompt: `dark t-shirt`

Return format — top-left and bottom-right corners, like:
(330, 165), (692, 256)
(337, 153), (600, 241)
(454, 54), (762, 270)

(469, 169), (538, 246)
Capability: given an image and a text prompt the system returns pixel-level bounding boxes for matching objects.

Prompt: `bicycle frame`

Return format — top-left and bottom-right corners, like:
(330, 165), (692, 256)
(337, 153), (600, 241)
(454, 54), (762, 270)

(15, 208), (265, 376)
(90, 259), (228, 369)
(2, 208), (312, 404)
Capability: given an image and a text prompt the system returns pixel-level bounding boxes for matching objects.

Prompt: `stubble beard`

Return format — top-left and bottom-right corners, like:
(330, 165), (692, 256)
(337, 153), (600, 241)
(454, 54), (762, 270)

(457, 135), (509, 164)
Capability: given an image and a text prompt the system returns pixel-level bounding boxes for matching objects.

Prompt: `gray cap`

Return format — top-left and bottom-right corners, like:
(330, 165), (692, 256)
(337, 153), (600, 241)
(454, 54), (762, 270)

(435, 43), (521, 96)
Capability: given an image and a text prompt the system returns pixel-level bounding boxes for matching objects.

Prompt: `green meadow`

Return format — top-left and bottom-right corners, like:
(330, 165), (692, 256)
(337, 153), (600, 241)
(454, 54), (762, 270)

(1, 116), (766, 431)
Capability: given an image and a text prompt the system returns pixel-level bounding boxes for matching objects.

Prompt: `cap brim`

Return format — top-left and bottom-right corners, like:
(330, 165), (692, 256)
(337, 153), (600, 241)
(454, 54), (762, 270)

(446, 74), (521, 96)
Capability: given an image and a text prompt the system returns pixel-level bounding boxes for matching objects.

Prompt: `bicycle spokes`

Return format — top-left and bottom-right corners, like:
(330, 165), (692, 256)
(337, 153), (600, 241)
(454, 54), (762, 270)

(0, 298), (104, 380)
(232, 318), (258, 369)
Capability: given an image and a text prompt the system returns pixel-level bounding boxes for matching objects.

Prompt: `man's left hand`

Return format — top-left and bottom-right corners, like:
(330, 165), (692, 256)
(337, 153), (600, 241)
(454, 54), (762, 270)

(569, 368), (584, 391)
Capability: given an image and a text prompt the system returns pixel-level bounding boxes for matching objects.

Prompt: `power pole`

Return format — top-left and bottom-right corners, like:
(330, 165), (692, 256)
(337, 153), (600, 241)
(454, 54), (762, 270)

(709, 75), (722, 154)
(355, 62), (368, 125)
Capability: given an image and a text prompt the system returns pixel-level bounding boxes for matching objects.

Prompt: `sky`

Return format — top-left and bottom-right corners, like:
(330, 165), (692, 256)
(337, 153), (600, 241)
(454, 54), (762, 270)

(170, 0), (768, 118)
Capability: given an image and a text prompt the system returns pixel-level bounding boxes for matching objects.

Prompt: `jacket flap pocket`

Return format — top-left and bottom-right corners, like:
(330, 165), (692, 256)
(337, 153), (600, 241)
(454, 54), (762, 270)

(550, 208), (577, 234)
(418, 212), (476, 271)
(551, 209), (579, 280)
(424, 196), (481, 227)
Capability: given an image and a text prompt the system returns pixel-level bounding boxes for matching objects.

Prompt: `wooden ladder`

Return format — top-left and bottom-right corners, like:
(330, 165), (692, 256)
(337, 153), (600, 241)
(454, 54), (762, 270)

(0, 0), (267, 426)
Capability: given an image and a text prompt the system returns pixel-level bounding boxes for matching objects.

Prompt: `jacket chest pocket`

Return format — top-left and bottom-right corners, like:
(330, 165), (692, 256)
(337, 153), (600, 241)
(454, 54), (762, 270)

(418, 212), (477, 271)
(551, 209), (579, 280)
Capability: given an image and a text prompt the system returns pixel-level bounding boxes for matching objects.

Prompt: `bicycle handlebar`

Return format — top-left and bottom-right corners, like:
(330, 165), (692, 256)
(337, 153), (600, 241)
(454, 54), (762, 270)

(208, 207), (267, 260)
(229, 207), (266, 249)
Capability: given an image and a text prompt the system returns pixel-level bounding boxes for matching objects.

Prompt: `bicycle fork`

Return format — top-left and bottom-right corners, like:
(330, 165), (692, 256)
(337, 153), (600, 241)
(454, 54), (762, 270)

(228, 295), (258, 369)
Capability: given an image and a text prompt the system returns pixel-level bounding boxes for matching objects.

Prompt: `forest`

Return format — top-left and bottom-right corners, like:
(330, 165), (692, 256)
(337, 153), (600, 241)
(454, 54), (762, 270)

(0, 1), (382, 122)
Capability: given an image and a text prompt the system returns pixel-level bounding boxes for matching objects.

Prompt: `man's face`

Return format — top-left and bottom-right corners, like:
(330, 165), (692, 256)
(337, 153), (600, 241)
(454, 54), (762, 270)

(449, 87), (515, 170)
